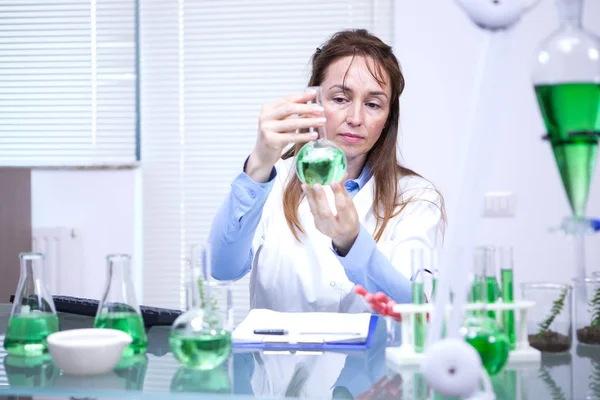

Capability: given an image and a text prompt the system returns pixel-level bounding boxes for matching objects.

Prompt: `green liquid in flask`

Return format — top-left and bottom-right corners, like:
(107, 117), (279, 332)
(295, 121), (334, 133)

(535, 83), (600, 217)
(412, 281), (426, 353)
(94, 312), (148, 357)
(462, 316), (510, 376)
(3, 312), (59, 356)
(169, 330), (232, 370)
(296, 140), (347, 186)
(500, 268), (516, 350)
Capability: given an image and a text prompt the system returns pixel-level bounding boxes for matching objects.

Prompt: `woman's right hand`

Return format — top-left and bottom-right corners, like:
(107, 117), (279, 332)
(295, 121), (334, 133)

(245, 89), (326, 182)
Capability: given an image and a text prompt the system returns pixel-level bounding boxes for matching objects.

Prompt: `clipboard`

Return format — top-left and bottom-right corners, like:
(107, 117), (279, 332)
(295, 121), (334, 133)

(232, 314), (379, 351)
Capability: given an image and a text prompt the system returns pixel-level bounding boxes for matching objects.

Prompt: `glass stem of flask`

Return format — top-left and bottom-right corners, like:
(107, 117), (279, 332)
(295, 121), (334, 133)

(104, 254), (132, 304)
(556, 0), (582, 28)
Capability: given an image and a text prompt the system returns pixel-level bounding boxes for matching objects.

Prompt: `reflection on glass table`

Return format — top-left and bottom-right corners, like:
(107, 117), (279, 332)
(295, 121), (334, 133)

(0, 305), (599, 399)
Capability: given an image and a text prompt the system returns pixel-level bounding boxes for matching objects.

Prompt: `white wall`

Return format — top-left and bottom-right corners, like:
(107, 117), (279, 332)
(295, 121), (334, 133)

(394, 0), (600, 290)
(31, 169), (143, 303)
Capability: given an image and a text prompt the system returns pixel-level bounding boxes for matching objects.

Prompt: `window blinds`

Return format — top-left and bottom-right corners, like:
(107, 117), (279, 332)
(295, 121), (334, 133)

(141, 0), (394, 322)
(0, 0), (137, 167)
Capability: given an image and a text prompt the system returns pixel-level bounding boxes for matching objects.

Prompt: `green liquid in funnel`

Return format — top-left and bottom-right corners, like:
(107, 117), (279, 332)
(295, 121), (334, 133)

(535, 83), (600, 217)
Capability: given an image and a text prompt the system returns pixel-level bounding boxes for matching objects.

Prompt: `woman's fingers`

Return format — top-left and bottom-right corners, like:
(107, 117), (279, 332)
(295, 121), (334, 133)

(266, 116), (325, 133)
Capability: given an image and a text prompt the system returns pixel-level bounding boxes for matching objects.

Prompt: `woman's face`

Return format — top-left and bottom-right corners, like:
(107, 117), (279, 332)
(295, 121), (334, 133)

(321, 55), (392, 165)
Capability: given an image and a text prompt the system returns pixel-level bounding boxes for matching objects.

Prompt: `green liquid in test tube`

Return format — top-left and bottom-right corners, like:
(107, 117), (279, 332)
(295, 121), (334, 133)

(500, 247), (516, 350)
(411, 248), (428, 354)
(486, 276), (502, 319)
(412, 282), (426, 353)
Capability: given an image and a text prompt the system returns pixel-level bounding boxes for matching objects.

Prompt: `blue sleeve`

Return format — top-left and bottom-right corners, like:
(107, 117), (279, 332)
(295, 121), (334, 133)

(334, 225), (412, 304)
(208, 165), (276, 281)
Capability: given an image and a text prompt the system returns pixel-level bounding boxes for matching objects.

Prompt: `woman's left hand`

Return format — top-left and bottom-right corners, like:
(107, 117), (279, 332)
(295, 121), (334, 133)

(302, 180), (359, 256)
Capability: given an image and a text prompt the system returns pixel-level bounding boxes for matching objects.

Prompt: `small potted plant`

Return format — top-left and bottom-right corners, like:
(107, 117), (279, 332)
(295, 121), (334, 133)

(522, 283), (572, 353)
(575, 278), (600, 345)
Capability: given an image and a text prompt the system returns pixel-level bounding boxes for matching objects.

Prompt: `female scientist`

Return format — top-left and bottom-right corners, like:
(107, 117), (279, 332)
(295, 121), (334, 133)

(208, 29), (445, 313)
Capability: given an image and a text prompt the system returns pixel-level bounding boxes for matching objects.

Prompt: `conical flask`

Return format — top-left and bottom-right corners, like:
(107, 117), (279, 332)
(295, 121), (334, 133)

(3, 253), (59, 356)
(93, 254), (147, 357)
(532, 0), (600, 218)
(169, 245), (232, 370)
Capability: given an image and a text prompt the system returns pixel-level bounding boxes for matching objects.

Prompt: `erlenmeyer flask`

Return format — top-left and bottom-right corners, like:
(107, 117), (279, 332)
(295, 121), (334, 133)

(169, 245), (232, 370)
(94, 254), (147, 357)
(296, 86), (347, 186)
(3, 253), (59, 356)
(532, 0), (600, 218)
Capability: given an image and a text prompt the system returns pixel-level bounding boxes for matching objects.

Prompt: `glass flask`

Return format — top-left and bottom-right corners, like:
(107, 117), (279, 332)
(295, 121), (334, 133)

(94, 254), (147, 357)
(573, 277), (600, 346)
(3, 253), (59, 356)
(461, 247), (510, 377)
(531, 0), (600, 219)
(169, 245), (232, 370)
(521, 282), (572, 353)
(296, 86), (347, 186)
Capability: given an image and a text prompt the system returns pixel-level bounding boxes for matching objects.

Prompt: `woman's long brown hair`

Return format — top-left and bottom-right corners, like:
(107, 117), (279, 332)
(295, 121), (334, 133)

(282, 29), (446, 242)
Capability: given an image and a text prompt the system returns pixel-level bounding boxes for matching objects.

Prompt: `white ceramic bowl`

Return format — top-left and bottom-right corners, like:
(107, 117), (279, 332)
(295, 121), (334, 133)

(47, 328), (132, 376)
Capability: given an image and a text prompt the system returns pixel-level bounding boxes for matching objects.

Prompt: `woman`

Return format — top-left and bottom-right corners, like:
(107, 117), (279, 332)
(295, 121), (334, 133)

(208, 29), (445, 313)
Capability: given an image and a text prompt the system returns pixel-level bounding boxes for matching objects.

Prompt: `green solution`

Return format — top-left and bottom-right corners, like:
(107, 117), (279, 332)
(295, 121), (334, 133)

(94, 312), (148, 357)
(296, 140), (347, 186)
(535, 83), (600, 217)
(169, 330), (232, 370)
(412, 281), (426, 353)
(500, 268), (516, 350)
(486, 276), (502, 319)
(3, 312), (59, 356)
(462, 316), (510, 377)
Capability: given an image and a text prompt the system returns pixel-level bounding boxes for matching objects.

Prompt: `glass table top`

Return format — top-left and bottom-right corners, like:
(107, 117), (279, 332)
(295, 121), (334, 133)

(0, 304), (597, 399)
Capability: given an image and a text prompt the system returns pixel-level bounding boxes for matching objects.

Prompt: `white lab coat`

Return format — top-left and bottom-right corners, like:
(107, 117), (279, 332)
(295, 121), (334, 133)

(249, 157), (444, 313)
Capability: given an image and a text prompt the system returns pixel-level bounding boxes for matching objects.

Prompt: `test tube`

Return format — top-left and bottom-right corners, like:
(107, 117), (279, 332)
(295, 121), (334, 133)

(499, 247), (516, 350)
(411, 248), (428, 353)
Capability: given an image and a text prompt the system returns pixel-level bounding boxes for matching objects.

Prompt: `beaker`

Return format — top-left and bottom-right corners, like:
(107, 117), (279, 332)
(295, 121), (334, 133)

(573, 277), (600, 346)
(94, 254), (147, 357)
(295, 86), (347, 186)
(3, 253), (59, 356)
(169, 244), (233, 370)
(521, 282), (572, 353)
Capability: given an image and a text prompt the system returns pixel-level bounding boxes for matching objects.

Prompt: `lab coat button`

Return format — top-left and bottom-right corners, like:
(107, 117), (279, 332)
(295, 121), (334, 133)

(249, 190), (256, 198)
(330, 281), (336, 287)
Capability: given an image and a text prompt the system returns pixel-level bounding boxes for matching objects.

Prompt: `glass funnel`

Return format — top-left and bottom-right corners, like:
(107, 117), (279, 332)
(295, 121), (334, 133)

(3, 253), (59, 356)
(296, 86), (347, 186)
(169, 244), (232, 370)
(93, 254), (147, 357)
(532, 0), (600, 218)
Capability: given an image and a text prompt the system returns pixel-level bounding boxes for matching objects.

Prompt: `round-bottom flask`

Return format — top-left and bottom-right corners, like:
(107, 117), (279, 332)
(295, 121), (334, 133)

(169, 308), (232, 371)
(460, 316), (510, 376)
(296, 139), (347, 186)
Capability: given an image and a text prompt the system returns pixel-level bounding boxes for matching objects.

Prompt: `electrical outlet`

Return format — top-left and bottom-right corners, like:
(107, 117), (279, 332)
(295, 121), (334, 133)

(483, 191), (516, 218)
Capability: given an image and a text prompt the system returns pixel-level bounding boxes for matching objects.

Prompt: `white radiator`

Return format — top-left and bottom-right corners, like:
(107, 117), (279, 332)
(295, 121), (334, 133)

(32, 227), (84, 297)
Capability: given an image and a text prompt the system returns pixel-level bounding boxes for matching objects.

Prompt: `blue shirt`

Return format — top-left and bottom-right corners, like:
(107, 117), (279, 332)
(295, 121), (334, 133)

(208, 160), (412, 304)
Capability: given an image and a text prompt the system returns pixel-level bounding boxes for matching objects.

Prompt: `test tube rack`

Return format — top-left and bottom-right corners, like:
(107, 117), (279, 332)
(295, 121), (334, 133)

(385, 300), (542, 371)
